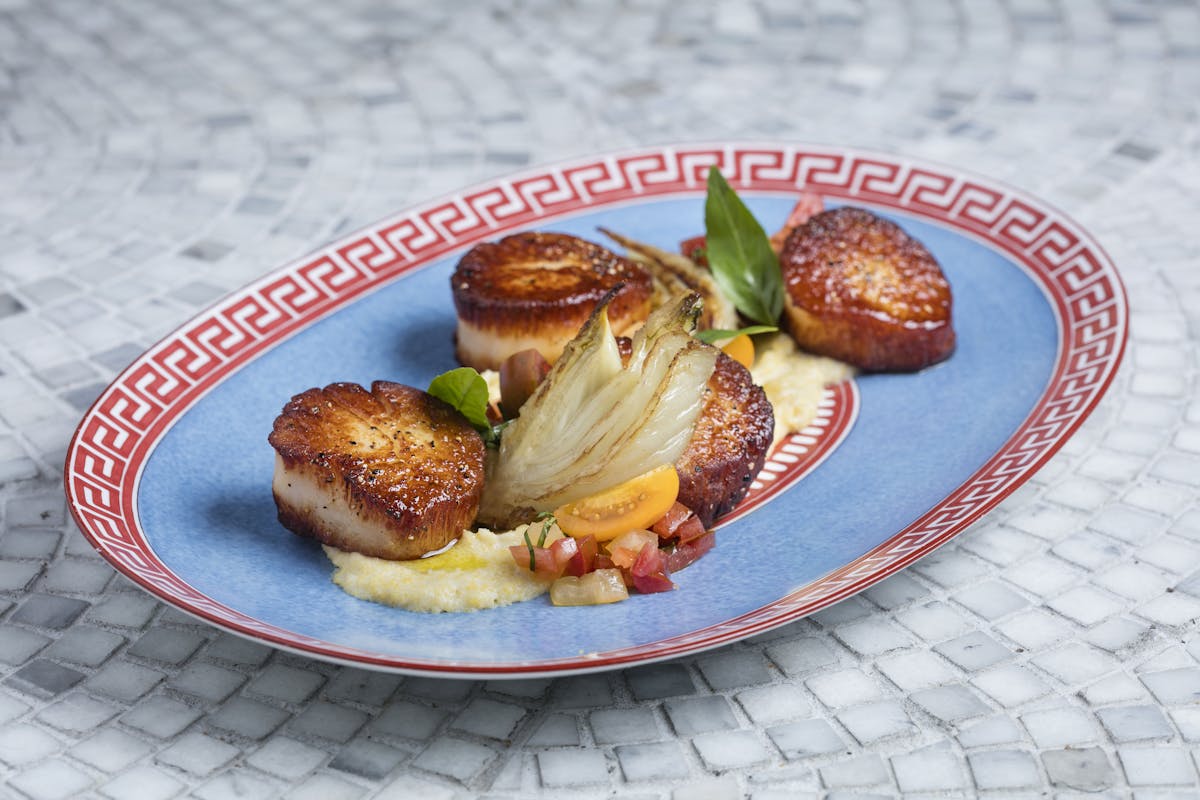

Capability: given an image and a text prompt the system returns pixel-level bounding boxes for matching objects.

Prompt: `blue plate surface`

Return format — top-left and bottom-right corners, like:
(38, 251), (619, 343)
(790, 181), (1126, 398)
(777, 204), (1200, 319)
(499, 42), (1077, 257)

(138, 196), (1055, 666)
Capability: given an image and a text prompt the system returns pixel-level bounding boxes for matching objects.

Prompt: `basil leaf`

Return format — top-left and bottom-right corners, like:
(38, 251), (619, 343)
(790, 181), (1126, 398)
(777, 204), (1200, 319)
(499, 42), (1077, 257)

(704, 167), (784, 325)
(695, 325), (778, 345)
(427, 367), (491, 430)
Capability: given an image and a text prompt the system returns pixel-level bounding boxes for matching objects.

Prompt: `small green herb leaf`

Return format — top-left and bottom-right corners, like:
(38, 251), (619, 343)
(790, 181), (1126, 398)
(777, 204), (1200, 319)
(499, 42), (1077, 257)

(427, 367), (491, 430)
(695, 325), (778, 345)
(483, 418), (512, 448)
(704, 167), (784, 325)
(523, 528), (536, 571)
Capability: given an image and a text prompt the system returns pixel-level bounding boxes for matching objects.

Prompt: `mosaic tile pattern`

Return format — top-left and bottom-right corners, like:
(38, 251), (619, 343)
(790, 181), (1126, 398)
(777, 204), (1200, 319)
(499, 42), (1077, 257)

(2, 0), (1199, 796)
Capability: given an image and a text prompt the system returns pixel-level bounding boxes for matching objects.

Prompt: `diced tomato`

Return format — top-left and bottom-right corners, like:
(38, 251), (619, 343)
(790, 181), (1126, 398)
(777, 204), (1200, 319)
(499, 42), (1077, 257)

(679, 235), (708, 266)
(509, 544), (559, 578)
(651, 502), (706, 544)
(674, 515), (707, 545)
(550, 536), (578, 574)
(665, 531), (716, 573)
(651, 501), (693, 539)
(565, 534), (598, 577)
(555, 465), (680, 541)
(630, 542), (674, 593)
(594, 554), (617, 571)
(550, 569), (630, 605)
(606, 530), (658, 568)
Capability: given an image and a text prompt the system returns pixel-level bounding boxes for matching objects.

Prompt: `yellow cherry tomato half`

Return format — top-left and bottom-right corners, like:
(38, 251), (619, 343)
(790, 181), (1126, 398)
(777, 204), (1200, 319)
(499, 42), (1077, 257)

(554, 465), (680, 541)
(720, 334), (755, 369)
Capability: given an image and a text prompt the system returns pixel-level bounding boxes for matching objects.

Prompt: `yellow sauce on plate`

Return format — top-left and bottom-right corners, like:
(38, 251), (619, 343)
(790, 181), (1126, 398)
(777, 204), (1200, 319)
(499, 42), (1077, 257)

(323, 525), (559, 613)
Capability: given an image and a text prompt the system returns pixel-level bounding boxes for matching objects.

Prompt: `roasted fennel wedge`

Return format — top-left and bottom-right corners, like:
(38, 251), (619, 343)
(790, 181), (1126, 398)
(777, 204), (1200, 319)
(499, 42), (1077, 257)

(600, 228), (739, 332)
(477, 292), (719, 530)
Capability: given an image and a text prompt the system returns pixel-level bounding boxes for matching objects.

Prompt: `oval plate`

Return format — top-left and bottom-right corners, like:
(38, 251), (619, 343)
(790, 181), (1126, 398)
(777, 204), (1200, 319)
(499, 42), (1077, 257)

(65, 144), (1127, 678)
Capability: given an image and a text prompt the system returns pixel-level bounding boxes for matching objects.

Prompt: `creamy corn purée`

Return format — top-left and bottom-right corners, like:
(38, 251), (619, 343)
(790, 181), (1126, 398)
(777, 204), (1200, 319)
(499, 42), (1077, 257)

(748, 333), (856, 447)
(322, 335), (852, 614)
(324, 525), (563, 613)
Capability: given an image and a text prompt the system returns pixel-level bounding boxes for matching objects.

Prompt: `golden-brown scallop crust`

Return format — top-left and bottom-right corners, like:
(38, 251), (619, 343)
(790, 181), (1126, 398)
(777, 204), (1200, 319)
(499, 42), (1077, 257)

(780, 207), (954, 371)
(268, 381), (485, 560)
(675, 352), (774, 529)
(451, 232), (653, 369)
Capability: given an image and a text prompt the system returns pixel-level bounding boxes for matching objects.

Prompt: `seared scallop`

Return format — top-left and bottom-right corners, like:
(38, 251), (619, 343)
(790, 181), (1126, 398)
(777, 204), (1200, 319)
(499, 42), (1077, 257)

(779, 207), (954, 371)
(451, 232), (653, 370)
(675, 352), (774, 528)
(268, 381), (485, 560)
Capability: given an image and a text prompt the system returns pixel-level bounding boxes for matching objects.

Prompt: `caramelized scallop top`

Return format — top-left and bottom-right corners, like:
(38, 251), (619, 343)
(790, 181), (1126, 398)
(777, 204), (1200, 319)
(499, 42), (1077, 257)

(269, 381), (485, 543)
(451, 232), (652, 333)
(780, 207), (954, 371)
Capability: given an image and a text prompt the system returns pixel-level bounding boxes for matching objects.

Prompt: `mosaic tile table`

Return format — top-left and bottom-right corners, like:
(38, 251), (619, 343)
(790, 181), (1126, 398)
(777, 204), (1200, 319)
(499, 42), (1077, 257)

(2, 1), (1199, 797)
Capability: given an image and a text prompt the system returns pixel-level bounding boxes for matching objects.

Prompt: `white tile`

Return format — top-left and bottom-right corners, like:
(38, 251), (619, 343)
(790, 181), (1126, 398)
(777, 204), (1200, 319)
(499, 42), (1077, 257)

(1020, 705), (1100, 748)
(862, 573), (929, 610)
(955, 715), (1023, 748)
(527, 714), (579, 746)
(831, 619), (911, 655)
(0, 722), (61, 766)
(951, 581), (1027, 620)
(451, 698), (526, 741)
(664, 696), (738, 736)
(765, 637), (838, 677)
(837, 700), (914, 744)
(1140, 668), (1200, 705)
(934, 631), (1012, 670)
(994, 609), (1073, 650)
(1004, 556), (1080, 597)
(536, 748), (609, 786)
(1097, 705), (1173, 742)
(971, 663), (1050, 707)
(1136, 592), (1200, 626)
(1048, 585), (1126, 625)
(119, 695), (201, 739)
(766, 718), (844, 759)
(1118, 747), (1198, 786)
(69, 728), (152, 772)
(876, 650), (956, 691)
(805, 669), (881, 708)
(909, 685), (990, 723)
(1095, 563), (1169, 600)
(1032, 644), (1117, 684)
(7, 760), (93, 800)
(155, 731), (240, 777)
(693, 730), (771, 770)
(1085, 617), (1150, 652)
(1169, 707), (1200, 742)
(818, 754), (889, 788)
(737, 684), (811, 726)
(1040, 746), (1116, 792)
(895, 601), (972, 642)
(892, 747), (967, 791)
(247, 663), (326, 704)
(100, 765), (184, 800)
(616, 741), (689, 781)
(968, 749), (1040, 789)
(1137, 536), (1200, 574)
(193, 770), (277, 800)
(286, 773), (365, 800)
(590, 707), (658, 744)
(1082, 672), (1150, 705)
(247, 737), (328, 779)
